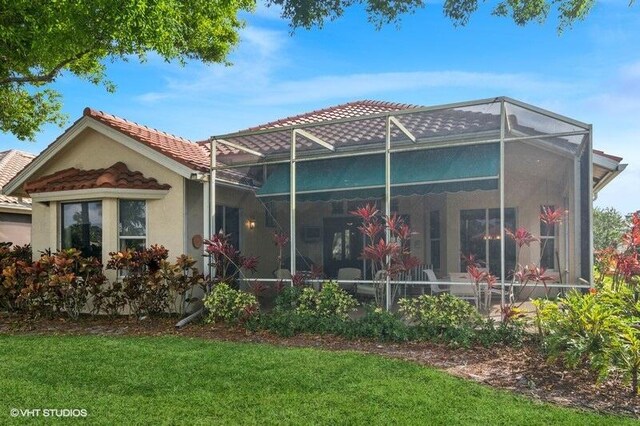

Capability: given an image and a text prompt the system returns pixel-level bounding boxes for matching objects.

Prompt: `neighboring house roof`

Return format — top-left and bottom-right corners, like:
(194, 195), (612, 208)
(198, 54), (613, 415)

(24, 162), (171, 194)
(0, 150), (35, 211)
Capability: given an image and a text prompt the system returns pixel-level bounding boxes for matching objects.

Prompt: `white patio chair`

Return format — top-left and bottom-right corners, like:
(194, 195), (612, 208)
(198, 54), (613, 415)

(424, 268), (448, 296)
(356, 270), (385, 298)
(274, 269), (292, 280)
(337, 267), (362, 293)
(447, 272), (479, 309)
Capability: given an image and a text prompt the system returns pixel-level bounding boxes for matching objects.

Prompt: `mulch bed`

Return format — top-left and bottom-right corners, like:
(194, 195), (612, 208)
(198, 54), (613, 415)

(1, 313), (638, 419)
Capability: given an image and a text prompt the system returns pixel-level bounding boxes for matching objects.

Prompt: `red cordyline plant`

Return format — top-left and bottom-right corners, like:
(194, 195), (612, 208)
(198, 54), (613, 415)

(466, 264), (498, 315)
(501, 208), (567, 321)
(505, 227), (539, 248)
(204, 231), (258, 290)
(463, 207), (567, 321)
(273, 231), (289, 269)
(351, 204), (420, 307)
(540, 206), (567, 226)
(595, 212), (640, 291)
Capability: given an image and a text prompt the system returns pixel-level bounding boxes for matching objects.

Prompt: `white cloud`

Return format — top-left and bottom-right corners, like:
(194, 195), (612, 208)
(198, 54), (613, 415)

(248, 71), (574, 105)
(134, 25), (288, 104)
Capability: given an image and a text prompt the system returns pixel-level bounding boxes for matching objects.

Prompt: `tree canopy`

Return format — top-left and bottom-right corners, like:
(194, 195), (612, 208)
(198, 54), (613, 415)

(267, 0), (625, 30)
(593, 207), (628, 252)
(1, 0), (635, 140)
(0, 0), (253, 140)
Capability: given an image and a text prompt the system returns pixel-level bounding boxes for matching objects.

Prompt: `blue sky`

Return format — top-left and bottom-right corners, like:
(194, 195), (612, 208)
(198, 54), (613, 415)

(2, 1), (639, 213)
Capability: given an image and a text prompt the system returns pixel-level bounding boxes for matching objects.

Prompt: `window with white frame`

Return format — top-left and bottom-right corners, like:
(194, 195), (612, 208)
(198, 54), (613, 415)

(540, 205), (556, 270)
(119, 200), (146, 251)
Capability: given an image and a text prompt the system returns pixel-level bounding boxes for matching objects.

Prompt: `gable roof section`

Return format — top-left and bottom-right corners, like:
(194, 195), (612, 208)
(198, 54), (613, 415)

(24, 161), (171, 194)
(2, 108), (214, 197)
(0, 150), (35, 211)
(83, 108), (210, 172)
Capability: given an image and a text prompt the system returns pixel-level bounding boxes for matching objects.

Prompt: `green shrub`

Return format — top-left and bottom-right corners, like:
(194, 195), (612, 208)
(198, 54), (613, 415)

(273, 286), (303, 312)
(261, 310), (349, 337)
(203, 283), (259, 325)
(295, 281), (357, 320)
(475, 319), (525, 347)
(347, 306), (414, 342)
(399, 294), (483, 346)
(534, 288), (640, 393)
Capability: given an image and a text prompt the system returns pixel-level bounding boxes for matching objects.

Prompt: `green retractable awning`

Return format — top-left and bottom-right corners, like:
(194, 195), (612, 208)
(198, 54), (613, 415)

(256, 143), (499, 202)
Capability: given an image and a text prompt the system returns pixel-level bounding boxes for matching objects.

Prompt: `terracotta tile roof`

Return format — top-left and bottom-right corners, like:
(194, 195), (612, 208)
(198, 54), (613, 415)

(248, 100), (420, 130)
(83, 108), (210, 172)
(219, 101), (501, 156)
(24, 162), (171, 194)
(593, 149), (623, 163)
(0, 150), (35, 209)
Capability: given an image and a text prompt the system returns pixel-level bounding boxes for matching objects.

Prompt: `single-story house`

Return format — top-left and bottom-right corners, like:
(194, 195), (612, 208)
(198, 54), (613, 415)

(0, 150), (35, 246)
(2, 97), (625, 304)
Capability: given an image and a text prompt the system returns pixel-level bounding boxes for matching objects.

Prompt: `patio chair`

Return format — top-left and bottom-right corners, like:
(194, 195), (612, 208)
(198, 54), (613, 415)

(424, 268), (448, 296)
(273, 269), (292, 280)
(447, 272), (479, 309)
(356, 270), (385, 298)
(337, 267), (362, 293)
(404, 266), (428, 296)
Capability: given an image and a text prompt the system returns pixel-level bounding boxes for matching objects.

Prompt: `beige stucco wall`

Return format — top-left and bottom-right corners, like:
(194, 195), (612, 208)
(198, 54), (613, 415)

(29, 128), (185, 279)
(0, 212), (31, 246)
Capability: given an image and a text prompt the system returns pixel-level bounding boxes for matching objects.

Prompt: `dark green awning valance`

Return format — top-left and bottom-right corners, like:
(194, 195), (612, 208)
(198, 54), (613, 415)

(256, 143), (499, 202)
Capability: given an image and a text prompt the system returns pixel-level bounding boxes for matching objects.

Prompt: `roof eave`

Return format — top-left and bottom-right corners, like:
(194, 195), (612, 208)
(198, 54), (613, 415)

(594, 163), (627, 194)
(3, 117), (201, 197)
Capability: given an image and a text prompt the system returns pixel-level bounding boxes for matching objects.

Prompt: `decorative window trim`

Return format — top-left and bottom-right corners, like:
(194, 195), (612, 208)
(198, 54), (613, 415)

(31, 188), (169, 202)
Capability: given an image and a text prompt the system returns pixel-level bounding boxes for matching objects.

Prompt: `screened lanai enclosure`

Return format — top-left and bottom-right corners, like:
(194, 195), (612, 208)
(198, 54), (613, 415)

(203, 97), (620, 311)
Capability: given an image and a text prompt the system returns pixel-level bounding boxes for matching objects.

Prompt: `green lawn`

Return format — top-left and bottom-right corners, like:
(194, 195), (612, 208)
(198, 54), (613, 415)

(0, 335), (634, 425)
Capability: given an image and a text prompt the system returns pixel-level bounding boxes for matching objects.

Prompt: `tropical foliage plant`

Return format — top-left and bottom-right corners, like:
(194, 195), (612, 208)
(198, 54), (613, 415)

(203, 282), (259, 325)
(204, 231), (258, 290)
(351, 203), (420, 307)
(535, 213), (640, 394)
(0, 245), (105, 319)
(295, 281), (358, 320)
(104, 245), (201, 317)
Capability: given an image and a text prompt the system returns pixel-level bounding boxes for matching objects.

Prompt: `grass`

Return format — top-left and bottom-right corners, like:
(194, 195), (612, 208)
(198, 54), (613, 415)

(0, 335), (635, 425)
